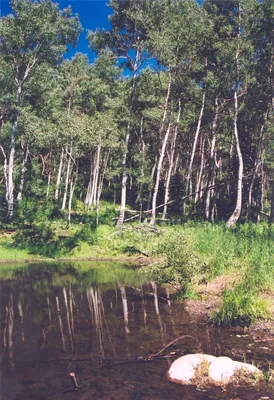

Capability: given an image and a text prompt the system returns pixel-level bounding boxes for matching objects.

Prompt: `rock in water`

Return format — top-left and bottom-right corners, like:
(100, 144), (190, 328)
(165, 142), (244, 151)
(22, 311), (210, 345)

(207, 357), (261, 385)
(168, 354), (262, 386)
(208, 356), (235, 383)
(167, 354), (216, 384)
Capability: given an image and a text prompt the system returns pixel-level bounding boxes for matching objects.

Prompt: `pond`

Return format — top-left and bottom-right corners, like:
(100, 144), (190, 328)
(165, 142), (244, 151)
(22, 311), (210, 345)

(0, 262), (273, 399)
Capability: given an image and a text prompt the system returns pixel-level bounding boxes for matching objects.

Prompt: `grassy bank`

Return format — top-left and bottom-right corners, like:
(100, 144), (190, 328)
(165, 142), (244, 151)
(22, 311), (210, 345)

(1, 217), (273, 327)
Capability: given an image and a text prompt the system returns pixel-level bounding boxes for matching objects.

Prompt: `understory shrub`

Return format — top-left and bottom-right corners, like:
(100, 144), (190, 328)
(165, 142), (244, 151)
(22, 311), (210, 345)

(14, 223), (97, 257)
(146, 230), (201, 290)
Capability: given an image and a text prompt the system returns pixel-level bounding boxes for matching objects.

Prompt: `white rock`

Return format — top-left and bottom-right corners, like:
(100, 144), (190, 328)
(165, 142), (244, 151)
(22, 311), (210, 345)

(208, 356), (235, 383)
(167, 354), (216, 384)
(168, 354), (263, 387)
(208, 357), (262, 384)
(233, 361), (262, 376)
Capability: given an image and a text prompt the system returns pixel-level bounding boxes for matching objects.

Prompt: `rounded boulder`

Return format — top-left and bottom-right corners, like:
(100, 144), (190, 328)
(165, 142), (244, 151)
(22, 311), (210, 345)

(167, 354), (216, 384)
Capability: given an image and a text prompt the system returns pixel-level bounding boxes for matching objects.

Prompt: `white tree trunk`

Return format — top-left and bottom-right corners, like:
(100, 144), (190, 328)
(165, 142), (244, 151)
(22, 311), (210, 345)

(67, 163), (78, 228)
(117, 44), (140, 226)
(97, 150), (110, 204)
(85, 155), (93, 205)
(185, 91), (206, 196)
(146, 155), (158, 213)
(150, 119), (172, 226)
(270, 180), (274, 224)
(117, 129), (130, 226)
(226, 37), (244, 227)
(93, 144), (101, 207)
(205, 99), (219, 220)
(61, 148), (72, 211)
(247, 111), (268, 220)
(194, 136), (205, 203)
(149, 71), (172, 225)
(0, 145), (8, 201)
(162, 99), (181, 219)
(226, 89), (243, 227)
(55, 148), (64, 201)
(17, 146), (29, 201)
(46, 173), (51, 199)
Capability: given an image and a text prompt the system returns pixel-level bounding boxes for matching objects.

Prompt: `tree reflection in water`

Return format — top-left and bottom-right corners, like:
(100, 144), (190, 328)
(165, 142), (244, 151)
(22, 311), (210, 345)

(0, 262), (273, 400)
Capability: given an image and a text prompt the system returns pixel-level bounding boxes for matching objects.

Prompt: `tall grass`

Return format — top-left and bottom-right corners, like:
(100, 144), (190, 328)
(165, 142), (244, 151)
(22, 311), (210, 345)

(211, 285), (270, 327)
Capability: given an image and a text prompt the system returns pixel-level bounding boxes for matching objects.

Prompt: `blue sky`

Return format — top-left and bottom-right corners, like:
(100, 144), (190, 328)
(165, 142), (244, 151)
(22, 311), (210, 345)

(0, 0), (112, 61)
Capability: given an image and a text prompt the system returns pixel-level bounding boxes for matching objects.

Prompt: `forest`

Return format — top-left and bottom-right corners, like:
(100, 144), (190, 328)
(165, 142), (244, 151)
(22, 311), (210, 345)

(0, 0), (273, 228)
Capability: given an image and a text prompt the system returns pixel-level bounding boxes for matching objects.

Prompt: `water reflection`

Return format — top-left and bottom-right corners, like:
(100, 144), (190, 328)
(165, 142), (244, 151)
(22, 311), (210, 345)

(0, 262), (273, 400)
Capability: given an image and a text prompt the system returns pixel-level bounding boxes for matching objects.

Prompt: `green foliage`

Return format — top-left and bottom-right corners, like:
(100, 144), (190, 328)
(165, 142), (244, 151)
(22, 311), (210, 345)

(174, 286), (201, 301)
(211, 285), (270, 327)
(146, 229), (201, 288)
(0, 0), (81, 70)
(13, 214), (97, 258)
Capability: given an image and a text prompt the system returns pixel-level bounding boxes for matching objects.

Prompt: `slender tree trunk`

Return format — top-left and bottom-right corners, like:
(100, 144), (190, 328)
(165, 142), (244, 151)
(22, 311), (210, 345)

(150, 119), (173, 226)
(88, 155), (96, 208)
(147, 155), (158, 212)
(226, 41), (244, 227)
(17, 145), (29, 201)
(194, 136), (205, 203)
(150, 71), (173, 226)
(85, 154), (93, 205)
(55, 148), (64, 201)
(87, 145), (101, 208)
(205, 99), (219, 221)
(226, 90), (243, 227)
(117, 130), (130, 226)
(61, 148), (72, 211)
(117, 43), (140, 226)
(270, 180), (274, 224)
(247, 111), (268, 221)
(93, 144), (101, 207)
(185, 91), (206, 197)
(46, 173), (51, 199)
(0, 145), (8, 201)
(67, 163), (77, 228)
(162, 99), (181, 219)
(258, 166), (265, 222)
(97, 150), (110, 204)
(7, 85), (21, 218)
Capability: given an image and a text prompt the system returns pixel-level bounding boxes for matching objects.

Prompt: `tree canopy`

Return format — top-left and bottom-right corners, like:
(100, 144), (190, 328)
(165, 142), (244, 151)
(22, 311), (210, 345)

(0, 0), (273, 226)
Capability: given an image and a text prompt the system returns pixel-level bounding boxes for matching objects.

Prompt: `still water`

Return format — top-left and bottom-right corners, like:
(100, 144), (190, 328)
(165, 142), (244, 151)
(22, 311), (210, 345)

(0, 262), (273, 399)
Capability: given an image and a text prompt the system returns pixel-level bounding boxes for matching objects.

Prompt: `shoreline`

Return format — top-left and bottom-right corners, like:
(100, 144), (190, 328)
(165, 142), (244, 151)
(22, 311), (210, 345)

(0, 255), (154, 265)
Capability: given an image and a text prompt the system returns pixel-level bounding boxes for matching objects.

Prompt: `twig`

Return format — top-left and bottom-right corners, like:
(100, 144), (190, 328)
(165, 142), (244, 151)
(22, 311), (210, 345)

(260, 211), (270, 218)
(150, 335), (197, 358)
(67, 352), (78, 372)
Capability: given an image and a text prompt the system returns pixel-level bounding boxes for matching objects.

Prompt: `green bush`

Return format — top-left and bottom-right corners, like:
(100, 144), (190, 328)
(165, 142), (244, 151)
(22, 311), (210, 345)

(147, 230), (201, 289)
(14, 222), (97, 257)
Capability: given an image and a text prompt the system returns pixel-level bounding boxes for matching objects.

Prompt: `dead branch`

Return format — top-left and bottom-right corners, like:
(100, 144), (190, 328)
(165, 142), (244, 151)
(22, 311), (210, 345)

(150, 334), (197, 358)
(260, 211), (270, 218)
